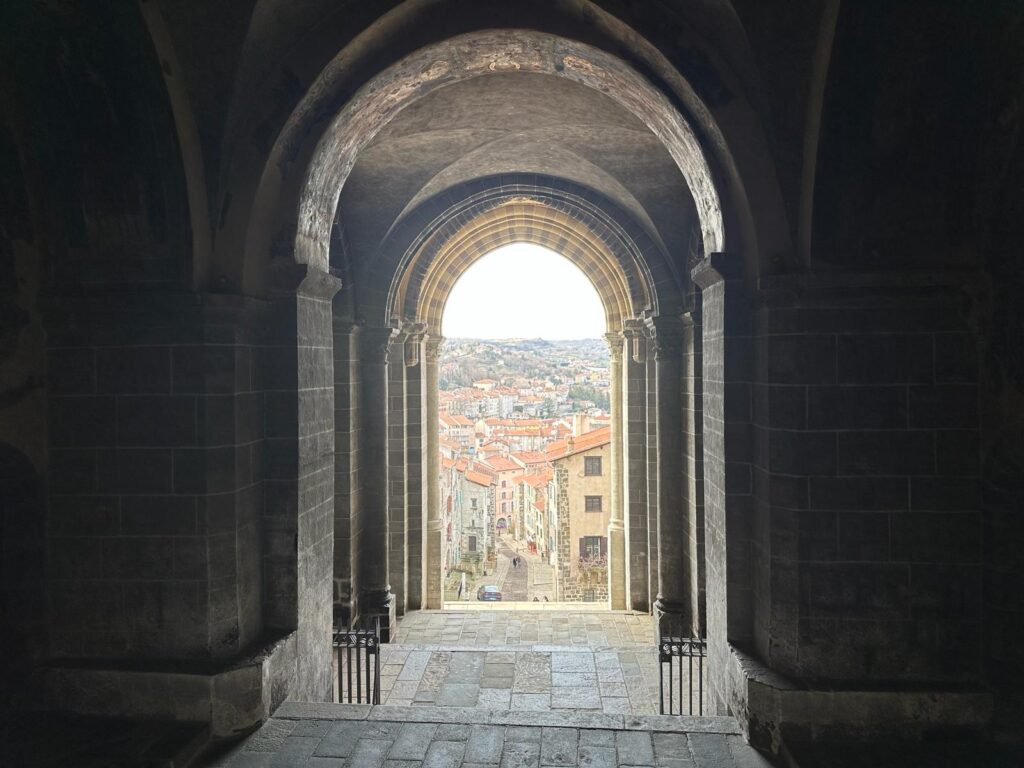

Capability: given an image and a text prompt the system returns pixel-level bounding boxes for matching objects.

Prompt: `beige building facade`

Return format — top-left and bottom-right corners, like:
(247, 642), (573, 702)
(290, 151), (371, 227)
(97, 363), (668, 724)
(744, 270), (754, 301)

(548, 428), (612, 602)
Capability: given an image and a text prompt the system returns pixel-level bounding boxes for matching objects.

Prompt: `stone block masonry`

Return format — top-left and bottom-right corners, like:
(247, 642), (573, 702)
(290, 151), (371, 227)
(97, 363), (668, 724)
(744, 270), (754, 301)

(748, 272), (983, 686)
(214, 703), (762, 768)
(45, 292), (270, 662)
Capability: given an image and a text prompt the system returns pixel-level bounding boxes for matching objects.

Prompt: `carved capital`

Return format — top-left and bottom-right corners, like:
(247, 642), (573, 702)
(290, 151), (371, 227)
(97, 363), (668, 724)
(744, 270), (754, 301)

(424, 334), (445, 363)
(621, 318), (646, 363)
(603, 332), (624, 363)
(644, 315), (686, 360)
(358, 325), (397, 363)
(403, 322), (427, 367)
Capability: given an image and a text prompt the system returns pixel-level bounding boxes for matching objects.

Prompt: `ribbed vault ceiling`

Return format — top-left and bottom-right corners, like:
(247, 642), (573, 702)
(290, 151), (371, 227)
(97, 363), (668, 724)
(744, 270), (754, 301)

(336, 72), (698, 270)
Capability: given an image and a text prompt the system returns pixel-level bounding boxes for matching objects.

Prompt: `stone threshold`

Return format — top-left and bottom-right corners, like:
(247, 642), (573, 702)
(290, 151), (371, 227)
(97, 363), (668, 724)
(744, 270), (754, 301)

(439, 602), (618, 611)
(383, 643), (656, 652)
(273, 701), (741, 735)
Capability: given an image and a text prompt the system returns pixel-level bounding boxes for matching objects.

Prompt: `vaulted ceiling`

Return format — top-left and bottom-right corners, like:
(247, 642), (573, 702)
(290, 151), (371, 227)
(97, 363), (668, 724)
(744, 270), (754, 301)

(337, 73), (697, 267)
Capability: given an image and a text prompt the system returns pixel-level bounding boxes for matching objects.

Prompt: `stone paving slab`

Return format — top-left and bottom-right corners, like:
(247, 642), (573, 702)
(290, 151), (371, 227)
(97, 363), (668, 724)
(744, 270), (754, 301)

(214, 712), (767, 767)
(273, 703), (742, 736)
(360, 611), (682, 717)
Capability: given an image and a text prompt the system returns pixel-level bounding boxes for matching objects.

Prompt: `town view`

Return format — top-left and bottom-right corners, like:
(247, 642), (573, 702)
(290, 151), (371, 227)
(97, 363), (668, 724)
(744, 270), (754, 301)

(438, 337), (613, 604)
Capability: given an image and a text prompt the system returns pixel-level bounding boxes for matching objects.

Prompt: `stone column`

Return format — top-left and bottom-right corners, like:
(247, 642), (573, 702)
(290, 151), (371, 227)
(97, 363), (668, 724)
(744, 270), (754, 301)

(423, 334), (445, 609)
(332, 317), (356, 624)
(404, 324), (426, 612)
(621, 319), (650, 612)
(357, 325), (397, 641)
(647, 314), (690, 639)
(386, 328), (409, 617)
(645, 326), (659, 611)
(604, 331), (627, 609)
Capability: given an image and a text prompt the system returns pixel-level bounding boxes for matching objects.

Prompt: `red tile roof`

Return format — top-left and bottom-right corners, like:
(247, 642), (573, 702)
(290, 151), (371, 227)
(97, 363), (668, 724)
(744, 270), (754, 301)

(545, 426), (611, 461)
(465, 470), (495, 487)
(484, 456), (521, 472)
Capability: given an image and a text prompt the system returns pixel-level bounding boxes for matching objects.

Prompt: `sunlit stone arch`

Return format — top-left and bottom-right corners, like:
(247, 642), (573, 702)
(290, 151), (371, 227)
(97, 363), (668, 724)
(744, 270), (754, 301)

(359, 174), (687, 334)
(405, 201), (634, 335)
(292, 30), (725, 284)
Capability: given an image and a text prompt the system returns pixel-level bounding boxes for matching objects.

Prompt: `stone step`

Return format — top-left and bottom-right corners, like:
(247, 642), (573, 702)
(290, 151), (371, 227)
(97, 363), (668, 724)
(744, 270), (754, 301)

(273, 700), (741, 735)
(211, 703), (774, 767)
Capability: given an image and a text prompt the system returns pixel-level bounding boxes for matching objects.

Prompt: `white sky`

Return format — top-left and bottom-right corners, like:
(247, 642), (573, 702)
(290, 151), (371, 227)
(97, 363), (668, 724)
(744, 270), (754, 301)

(442, 243), (606, 339)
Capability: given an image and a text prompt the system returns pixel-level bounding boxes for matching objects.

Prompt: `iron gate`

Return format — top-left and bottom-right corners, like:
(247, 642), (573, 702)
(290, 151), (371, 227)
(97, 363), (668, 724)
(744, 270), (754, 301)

(333, 617), (381, 704)
(658, 635), (707, 716)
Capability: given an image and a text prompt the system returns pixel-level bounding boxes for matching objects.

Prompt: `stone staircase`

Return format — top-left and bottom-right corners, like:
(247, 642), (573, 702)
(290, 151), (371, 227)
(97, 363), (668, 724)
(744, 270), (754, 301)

(208, 701), (774, 767)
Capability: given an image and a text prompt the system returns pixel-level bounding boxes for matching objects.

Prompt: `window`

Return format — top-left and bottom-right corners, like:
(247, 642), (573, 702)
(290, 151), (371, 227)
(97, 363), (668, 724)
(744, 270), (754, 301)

(584, 456), (602, 476)
(468, 535), (477, 552)
(471, 498), (478, 510)
(580, 536), (604, 559)
(584, 495), (602, 513)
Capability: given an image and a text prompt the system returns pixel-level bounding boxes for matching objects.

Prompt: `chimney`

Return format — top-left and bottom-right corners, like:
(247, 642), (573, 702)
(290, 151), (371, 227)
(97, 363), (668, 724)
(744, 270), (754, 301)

(572, 413), (590, 436)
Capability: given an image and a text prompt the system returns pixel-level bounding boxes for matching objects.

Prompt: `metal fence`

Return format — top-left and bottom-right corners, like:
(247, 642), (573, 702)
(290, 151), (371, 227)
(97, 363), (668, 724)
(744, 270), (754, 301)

(333, 617), (381, 704)
(658, 635), (707, 716)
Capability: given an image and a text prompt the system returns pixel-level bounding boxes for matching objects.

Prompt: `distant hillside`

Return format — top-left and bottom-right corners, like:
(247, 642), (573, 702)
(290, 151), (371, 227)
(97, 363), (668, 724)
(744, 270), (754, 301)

(440, 338), (608, 390)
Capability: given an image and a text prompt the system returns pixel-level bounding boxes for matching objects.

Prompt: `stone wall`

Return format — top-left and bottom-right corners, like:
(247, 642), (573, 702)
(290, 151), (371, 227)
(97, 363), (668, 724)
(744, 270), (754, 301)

(46, 294), (267, 661)
(750, 273), (982, 685)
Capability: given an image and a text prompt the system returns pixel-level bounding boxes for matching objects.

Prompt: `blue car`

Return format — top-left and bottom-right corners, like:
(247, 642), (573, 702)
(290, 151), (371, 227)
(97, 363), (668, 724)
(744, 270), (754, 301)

(476, 585), (503, 601)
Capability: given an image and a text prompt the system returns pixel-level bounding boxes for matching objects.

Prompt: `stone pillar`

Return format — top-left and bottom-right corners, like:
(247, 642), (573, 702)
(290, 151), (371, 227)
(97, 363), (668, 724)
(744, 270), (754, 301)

(404, 324), (426, 611)
(682, 306), (707, 636)
(604, 331), (627, 609)
(423, 334), (445, 609)
(621, 319), (649, 612)
(691, 255), (748, 714)
(356, 326), (397, 641)
(386, 329), (409, 616)
(332, 316), (356, 624)
(647, 314), (690, 639)
(645, 327), (659, 610)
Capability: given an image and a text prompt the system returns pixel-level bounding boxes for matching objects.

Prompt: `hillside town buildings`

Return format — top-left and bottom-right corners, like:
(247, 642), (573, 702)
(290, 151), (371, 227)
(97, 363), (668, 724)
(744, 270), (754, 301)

(438, 340), (613, 601)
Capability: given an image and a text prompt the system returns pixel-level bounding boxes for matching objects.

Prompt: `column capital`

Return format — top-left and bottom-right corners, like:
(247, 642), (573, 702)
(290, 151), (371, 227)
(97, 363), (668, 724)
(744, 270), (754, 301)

(424, 334), (445, 363)
(644, 315), (686, 360)
(603, 332), (624, 363)
(621, 318), (646, 363)
(387, 328), (410, 368)
(402, 321), (427, 367)
(358, 325), (398, 363)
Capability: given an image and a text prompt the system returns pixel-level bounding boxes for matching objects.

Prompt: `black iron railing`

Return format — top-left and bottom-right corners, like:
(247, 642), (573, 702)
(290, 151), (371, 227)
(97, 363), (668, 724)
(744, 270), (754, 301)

(659, 635), (707, 716)
(333, 617), (381, 704)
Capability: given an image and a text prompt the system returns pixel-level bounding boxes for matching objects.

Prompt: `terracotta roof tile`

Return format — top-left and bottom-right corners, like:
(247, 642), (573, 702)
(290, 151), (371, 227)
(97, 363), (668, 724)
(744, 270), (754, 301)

(545, 426), (611, 461)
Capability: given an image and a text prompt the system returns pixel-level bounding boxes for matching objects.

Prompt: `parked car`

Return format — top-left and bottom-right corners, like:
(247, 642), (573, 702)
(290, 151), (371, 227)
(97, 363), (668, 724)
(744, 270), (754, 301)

(476, 585), (502, 601)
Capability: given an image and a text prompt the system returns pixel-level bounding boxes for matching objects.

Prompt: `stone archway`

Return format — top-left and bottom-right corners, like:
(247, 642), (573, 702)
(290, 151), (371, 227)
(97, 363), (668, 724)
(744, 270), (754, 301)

(328, 176), (702, 652)
(280, 28), (746, 710)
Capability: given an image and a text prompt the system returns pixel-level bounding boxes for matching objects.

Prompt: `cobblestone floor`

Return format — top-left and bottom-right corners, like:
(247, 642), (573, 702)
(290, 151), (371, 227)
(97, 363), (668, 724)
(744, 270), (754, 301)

(212, 702), (773, 768)
(344, 612), (696, 716)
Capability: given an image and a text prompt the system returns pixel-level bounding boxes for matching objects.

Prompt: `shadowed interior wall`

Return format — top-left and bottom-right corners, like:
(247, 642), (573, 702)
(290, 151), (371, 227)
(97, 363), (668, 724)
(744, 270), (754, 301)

(0, 0), (1020, 747)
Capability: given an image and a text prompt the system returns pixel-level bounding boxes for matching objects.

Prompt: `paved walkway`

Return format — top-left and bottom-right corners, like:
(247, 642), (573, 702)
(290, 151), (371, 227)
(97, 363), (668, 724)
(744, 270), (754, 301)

(500, 544), (529, 600)
(358, 611), (689, 716)
(394, 611), (650, 647)
(212, 702), (772, 767)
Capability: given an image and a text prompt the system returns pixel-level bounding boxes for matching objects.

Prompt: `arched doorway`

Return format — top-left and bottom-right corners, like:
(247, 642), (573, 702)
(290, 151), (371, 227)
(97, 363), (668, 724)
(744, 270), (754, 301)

(249, 24), (772, 711)
(383, 187), (689, 627)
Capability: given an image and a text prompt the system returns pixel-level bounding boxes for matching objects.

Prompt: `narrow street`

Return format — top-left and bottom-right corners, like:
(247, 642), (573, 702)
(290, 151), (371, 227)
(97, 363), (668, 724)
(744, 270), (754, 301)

(499, 542), (529, 600)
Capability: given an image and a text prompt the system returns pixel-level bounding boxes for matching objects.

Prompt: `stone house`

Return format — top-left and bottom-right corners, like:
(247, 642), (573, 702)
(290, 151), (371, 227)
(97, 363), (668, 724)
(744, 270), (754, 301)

(546, 427), (612, 601)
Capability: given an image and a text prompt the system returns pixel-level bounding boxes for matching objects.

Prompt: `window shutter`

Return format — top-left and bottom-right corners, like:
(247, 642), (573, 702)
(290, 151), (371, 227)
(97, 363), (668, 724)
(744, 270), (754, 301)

(579, 538), (586, 558)
(600, 537), (608, 557)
